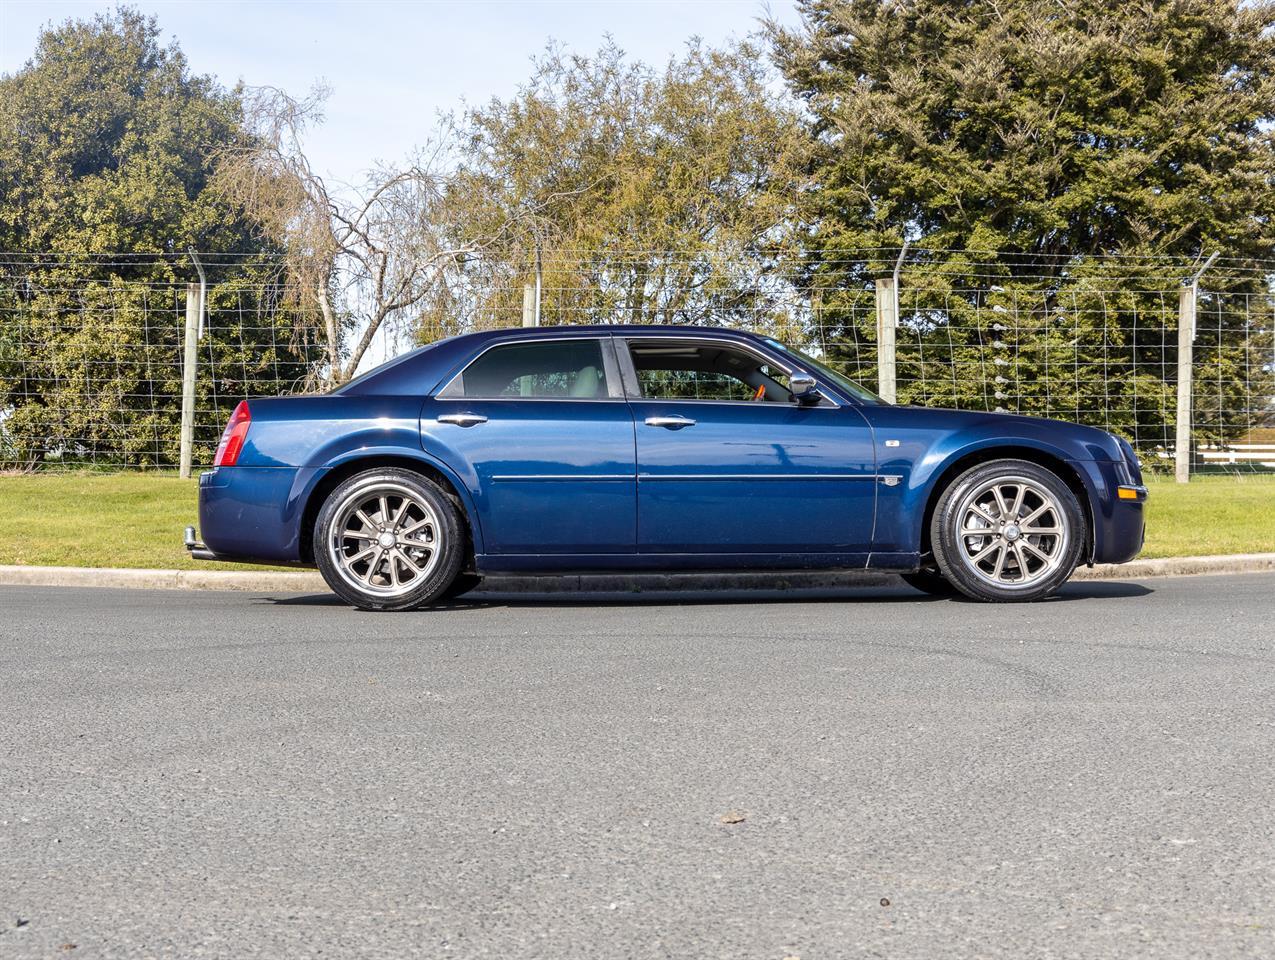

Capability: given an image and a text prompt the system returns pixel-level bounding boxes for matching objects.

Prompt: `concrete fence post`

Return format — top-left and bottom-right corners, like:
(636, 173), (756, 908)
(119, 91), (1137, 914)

(522, 283), (535, 327)
(1175, 252), (1219, 484)
(179, 282), (199, 479)
(1174, 284), (1194, 484)
(874, 277), (897, 404)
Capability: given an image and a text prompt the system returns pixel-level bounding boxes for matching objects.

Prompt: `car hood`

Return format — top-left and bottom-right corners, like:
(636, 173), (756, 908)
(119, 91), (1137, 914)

(873, 403), (1126, 462)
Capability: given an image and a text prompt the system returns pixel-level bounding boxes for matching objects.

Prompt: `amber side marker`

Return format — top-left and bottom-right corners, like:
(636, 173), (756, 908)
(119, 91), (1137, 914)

(1117, 486), (1146, 501)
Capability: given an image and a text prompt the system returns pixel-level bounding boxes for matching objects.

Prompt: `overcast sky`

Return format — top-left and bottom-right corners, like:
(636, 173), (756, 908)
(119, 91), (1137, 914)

(0, 0), (802, 188)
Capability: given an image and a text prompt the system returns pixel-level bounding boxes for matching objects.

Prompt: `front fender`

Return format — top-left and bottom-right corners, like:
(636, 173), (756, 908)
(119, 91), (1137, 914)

(861, 406), (1109, 554)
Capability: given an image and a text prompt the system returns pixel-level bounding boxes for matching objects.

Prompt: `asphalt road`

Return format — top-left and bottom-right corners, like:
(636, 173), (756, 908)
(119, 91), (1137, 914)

(2, 574), (1273, 960)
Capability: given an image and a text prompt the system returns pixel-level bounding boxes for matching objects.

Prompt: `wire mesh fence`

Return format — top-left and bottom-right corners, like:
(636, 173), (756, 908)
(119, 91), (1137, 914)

(1, 251), (1272, 473)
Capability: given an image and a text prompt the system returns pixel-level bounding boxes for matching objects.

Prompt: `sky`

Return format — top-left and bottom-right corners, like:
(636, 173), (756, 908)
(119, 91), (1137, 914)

(0, 0), (803, 188)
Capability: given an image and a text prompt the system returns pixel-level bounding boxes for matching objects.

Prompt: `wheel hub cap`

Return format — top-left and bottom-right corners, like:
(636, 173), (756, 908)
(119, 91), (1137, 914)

(378, 532), (396, 549)
(1003, 524), (1021, 542)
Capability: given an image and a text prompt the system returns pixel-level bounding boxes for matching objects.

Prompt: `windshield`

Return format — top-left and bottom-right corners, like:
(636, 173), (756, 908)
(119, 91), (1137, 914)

(763, 339), (885, 404)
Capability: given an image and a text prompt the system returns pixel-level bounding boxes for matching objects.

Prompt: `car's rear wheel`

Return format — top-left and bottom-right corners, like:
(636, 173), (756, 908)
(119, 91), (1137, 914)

(314, 468), (465, 611)
(930, 459), (1084, 603)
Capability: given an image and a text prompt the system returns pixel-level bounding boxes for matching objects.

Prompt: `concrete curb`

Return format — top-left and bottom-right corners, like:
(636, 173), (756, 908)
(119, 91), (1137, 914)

(1, 553), (1272, 594)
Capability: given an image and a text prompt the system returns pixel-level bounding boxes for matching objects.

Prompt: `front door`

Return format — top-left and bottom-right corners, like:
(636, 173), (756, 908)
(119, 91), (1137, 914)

(622, 337), (876, 556)
(421, 336), (636, 555)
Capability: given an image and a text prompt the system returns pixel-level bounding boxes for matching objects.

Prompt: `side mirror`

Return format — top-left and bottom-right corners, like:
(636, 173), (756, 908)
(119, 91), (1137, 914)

(789, 370), (821, 405)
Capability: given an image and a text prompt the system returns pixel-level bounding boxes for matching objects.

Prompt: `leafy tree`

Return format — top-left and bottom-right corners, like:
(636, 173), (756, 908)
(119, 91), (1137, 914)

(772, 0), (1275, 448)
(421, 39), (813, 342)
(0, 7), (314, 467)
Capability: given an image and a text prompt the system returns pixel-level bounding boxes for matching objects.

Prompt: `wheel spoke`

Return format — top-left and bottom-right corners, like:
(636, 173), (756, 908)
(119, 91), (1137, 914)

(363, 547), (385, 584)
(970, 539), (1001, 565)
(992, 486), (1012, 519)
(355, 509), (378, 532)
(391, 498), (412, 531)
(387, 552), (401, 587)
(346, 546), (376, 565)
(1021, 502), (1051, 525)
(1021, 525), (1061, 536)
(401, 517), (432, 537)
(1020, 540), (1052, 563)
(991, 543), (1008, 578)
(970, 504), (999, 526)
(1012, 542), (1029, 578)
(1010, 484), (1027, 519)
(396, 549), (424, 574)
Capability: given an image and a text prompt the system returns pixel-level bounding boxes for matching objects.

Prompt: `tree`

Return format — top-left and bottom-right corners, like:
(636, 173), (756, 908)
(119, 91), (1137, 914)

(0, 7), (311, 467)
(421, 39), (813, 342)
(214, 87), (529, 384)
(772, 0), (1275, 445)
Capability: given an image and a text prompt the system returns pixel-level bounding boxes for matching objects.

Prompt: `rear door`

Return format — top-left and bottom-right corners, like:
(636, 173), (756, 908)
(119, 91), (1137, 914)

(621, 337), (876, 556)
(420, 335), (636, 555)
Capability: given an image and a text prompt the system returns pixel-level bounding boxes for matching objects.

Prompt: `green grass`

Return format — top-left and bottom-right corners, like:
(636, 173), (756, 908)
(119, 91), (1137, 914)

(1140, 475), (1275, 559)
(0, 473), (279, 571)
(0, 471), (1271, 570)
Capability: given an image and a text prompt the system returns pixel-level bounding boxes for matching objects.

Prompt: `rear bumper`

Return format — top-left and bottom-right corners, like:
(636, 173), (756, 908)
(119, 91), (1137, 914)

(194, 466), (320, 565)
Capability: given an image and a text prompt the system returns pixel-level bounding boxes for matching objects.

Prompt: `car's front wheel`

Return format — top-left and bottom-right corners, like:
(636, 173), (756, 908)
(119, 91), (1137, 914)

(930, 459), (1085, 603)
(314, 468), (465, 611)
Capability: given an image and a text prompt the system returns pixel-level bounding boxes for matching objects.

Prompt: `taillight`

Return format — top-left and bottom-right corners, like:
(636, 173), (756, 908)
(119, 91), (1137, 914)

(213, 401), (251, 467)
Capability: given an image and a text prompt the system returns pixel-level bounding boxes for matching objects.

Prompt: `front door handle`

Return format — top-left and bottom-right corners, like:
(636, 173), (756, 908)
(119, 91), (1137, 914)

(438, 413), (488, 427)
(644, 415), (696, 430)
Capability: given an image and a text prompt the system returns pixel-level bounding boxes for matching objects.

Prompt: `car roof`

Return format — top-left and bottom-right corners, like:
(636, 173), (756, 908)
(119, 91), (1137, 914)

(336, 325), (773, 397)
(455, 323), (767, 346)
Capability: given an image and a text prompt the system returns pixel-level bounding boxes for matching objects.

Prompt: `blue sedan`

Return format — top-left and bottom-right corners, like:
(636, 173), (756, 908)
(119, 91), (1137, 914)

(185, 325), (1147, 608)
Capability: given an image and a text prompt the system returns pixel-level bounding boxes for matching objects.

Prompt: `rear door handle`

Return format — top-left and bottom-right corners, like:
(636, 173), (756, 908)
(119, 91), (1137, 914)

(438, 413), (488, 427)
(644, 415), (696, 430)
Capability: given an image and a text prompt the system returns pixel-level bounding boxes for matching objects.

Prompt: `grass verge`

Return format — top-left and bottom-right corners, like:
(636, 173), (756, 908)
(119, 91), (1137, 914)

(0, 471), (1271, 570)
(0, 473), (282, 571)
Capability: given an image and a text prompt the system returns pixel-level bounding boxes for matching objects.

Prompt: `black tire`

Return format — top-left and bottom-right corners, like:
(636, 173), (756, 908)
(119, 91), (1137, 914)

(900, 568), (958, 597)
(930, 459), (1085, 603)
(313, 467), (465, 611)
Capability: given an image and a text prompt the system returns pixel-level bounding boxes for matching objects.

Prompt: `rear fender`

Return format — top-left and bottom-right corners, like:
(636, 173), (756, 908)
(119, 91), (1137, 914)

(304, 446), (485, 555)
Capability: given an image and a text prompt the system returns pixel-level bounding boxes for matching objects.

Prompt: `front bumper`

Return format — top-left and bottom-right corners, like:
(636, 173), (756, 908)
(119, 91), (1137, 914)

(1070, 459), (1146, 564)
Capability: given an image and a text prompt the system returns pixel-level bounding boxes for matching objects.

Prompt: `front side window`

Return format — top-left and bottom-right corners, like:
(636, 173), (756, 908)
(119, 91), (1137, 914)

(440, 339), (610, 399)
(627, 340), (796, 403)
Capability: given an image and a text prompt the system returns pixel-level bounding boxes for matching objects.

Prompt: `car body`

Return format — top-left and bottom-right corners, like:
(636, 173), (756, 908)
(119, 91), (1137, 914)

(186, 324), (1146, 607)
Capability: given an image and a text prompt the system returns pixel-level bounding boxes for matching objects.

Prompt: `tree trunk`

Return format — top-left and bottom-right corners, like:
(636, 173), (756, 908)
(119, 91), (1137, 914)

(317, 282), (340, 385)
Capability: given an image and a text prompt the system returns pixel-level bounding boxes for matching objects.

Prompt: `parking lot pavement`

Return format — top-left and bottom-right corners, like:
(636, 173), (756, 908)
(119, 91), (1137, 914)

(2, 574), (1273, 959)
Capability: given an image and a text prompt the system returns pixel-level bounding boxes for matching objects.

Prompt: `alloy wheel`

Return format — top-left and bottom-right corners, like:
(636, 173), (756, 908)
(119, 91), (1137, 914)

(953, 476), (1070, 588)
(326, 482), (443, 598)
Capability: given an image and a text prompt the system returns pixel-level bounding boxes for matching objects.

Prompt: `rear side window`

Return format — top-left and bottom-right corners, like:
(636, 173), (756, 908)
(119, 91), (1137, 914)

(439, 339), (610, 399)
